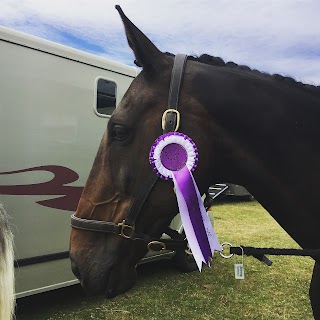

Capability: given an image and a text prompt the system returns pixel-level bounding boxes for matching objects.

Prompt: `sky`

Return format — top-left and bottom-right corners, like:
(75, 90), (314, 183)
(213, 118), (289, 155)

(1, 0), (320, 85)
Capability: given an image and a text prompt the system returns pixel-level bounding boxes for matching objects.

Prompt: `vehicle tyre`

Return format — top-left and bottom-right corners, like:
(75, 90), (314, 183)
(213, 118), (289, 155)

(172, 232), (198, 272)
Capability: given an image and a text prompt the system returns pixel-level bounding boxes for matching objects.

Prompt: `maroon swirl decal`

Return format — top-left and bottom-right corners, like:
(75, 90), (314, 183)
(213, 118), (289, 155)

(0, 166), (83, 211)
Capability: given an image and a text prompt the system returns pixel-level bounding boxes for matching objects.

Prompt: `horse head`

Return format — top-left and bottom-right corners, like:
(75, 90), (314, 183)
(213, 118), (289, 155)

(68, 6), (320, 319)
(69, 6), (215, 297)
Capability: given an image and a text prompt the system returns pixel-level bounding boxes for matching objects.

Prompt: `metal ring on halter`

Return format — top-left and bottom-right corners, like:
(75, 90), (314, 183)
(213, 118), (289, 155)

(147, 241), (166, 252)
(219, 242), (234, 259)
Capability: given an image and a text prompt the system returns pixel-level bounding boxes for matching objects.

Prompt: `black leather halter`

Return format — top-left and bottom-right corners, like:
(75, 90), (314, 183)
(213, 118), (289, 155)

(71, 54), (188, 252)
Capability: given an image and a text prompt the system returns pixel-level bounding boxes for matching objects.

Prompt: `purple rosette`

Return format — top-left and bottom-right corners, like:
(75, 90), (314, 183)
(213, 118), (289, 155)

(149, 132), (221, 270)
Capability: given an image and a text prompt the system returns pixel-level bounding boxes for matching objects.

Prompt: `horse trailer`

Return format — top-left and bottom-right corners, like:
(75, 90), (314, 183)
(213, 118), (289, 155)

(0, 26), (141, 297)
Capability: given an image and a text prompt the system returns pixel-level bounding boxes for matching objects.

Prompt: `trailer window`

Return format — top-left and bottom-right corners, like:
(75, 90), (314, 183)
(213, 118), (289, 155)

(96, 79), (117, 116)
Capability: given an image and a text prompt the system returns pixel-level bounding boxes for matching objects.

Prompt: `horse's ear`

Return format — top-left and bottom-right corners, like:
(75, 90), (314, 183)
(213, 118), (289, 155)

(115, 5), (168, 72)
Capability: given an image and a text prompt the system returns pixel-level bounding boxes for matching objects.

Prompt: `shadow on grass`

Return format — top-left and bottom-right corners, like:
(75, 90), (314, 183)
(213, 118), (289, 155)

(16, 259), (177, 320)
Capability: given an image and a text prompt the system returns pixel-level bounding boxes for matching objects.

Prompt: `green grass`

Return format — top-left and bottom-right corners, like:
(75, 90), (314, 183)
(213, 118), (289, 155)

(17, 200), (314, 319)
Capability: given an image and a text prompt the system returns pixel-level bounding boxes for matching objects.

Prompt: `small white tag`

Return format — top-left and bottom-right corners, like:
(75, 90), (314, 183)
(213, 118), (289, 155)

(234, 263), (245, 279)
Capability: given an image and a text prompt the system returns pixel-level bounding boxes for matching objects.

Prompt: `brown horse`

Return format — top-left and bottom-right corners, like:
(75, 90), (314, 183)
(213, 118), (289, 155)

(70, 6), (320, 318)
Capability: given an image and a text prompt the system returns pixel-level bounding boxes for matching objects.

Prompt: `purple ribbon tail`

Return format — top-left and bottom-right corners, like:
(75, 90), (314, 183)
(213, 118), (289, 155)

(190, 173), (222, 257)
(172, 166), (221, 271)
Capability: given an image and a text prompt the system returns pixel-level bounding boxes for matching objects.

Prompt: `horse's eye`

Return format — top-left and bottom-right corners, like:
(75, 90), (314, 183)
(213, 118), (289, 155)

(111, 125), (128, 141)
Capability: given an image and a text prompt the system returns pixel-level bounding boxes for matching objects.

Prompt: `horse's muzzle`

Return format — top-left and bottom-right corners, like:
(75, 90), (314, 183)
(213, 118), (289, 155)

(70, 251), (137, 297)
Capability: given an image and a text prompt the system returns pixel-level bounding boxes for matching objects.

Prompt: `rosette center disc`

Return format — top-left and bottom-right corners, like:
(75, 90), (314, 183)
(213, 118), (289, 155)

(160, 143), (187, 171)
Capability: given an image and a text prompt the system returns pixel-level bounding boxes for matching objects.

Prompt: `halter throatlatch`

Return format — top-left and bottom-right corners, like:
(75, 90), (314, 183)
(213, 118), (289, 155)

(71, 54), (191, 253)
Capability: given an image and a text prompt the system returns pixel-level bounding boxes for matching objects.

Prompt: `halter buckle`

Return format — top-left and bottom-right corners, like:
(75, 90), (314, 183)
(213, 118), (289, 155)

(118, 220), (134, 239)
(147, 241), (167, 252)
(161, 109), (180, 132)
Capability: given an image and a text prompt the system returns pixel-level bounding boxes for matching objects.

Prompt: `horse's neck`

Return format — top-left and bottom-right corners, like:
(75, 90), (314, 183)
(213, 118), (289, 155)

(202, 72), (320, 246)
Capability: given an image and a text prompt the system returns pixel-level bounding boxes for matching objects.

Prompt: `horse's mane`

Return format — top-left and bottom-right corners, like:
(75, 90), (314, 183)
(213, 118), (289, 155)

(165, 53), (320, 96)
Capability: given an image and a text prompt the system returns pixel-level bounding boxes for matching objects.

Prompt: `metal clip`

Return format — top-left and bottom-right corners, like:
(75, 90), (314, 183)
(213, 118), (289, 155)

(118, 220), (134, 239)
(161, 109), (181, 132)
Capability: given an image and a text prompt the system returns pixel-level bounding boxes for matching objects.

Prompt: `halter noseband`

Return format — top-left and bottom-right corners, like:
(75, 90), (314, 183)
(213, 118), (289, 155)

(71, 54), (188, 252)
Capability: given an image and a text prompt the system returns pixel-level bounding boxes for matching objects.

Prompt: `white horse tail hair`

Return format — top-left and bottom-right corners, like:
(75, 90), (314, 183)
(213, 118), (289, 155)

(0, 202), (15, 320)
